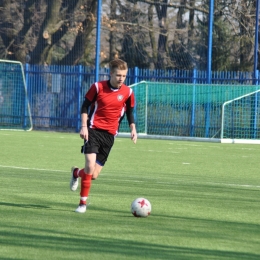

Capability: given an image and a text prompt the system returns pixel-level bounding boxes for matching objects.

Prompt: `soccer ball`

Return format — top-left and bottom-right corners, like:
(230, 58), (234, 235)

(131, 198), (151, 217)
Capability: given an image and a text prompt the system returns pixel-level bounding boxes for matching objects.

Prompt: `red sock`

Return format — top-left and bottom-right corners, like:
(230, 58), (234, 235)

(80, 173), (92, 205)
(75, 169), (96, 180)
(77, 168), (85, 178)
(73, 168), (78, 178)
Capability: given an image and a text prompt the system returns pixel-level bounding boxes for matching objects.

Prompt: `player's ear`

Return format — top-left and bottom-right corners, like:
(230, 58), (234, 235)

(109, 69), (114, 76)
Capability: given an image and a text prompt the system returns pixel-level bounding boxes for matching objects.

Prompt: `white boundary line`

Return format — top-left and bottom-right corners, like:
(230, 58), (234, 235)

(0, 165), (66, 172)
(118, 133), (221, 142)
(119, 133), (260, 144)
(221, 139), (260, 144)
(1, 165), (259, 189)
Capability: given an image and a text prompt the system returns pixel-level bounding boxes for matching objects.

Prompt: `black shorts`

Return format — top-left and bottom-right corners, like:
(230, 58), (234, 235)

(81, 128), (115, 166)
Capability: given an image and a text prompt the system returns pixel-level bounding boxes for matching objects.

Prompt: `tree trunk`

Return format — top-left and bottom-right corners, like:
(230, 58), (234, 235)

(109, 0), (117, 60)
(148, 4), (157, 69)
(155, 0), (168, 69)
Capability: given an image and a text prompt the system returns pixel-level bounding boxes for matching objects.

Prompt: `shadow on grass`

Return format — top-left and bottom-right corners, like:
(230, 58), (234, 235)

(1, 202), (260, 260)
(1, 225), (259, 260)
(0, 201), (77, 213)
(0, 201), (51, 209)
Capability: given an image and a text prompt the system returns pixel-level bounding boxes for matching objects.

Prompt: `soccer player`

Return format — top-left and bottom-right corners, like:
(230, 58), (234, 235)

(70, 59), (137, 213)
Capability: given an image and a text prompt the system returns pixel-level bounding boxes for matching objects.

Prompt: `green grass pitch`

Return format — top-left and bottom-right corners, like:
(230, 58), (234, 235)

(0, 130), (259, 260)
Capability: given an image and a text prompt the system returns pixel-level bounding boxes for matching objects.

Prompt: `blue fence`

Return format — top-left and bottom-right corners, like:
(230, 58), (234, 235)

(23, 64), (260, 133)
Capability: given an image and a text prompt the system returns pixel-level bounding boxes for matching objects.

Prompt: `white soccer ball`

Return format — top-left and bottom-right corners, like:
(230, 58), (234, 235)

(131, 198), (151, 217)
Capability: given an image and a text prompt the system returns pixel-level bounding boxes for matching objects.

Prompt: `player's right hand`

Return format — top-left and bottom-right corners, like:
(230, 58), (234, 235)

(80, 127), (88, 140)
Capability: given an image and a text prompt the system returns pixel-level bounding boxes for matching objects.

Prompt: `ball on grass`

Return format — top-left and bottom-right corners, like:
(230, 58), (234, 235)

(131, 198), (151, 217)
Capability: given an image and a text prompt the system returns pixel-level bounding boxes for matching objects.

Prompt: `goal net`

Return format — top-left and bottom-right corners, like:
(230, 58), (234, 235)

(119, 81), (147, 134)
(119, 81), (260, 144)
(0, 60), (32, 131)
(221, 89), (260, 143)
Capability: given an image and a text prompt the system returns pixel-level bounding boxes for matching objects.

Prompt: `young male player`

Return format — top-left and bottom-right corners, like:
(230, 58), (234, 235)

(70, 59), (137, 213)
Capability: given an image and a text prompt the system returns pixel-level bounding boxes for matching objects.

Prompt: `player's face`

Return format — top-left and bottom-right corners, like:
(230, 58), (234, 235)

(110, 69), (127, 88)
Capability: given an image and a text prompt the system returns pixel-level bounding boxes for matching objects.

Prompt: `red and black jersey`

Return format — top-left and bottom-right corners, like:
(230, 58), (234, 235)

(84, 80), (135, 135)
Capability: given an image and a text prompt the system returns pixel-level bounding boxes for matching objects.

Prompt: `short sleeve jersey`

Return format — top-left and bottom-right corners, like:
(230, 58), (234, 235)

(85, 80), (135, 136)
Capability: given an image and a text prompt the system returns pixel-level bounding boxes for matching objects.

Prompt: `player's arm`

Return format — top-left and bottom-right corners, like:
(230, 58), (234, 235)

(81, 98), (91, 125)
(79, 84), (97, 140)
(125, 99), (137, 144)
(79, 98), (92, 140)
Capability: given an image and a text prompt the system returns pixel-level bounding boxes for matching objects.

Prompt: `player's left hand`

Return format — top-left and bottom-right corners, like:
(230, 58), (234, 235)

(130, 123), (137, 144)
(131, 131), (137, 144)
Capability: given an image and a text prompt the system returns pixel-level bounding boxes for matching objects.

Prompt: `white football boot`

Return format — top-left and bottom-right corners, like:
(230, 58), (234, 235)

(75, 204), (87, 213)
(70, 166), (79, 191)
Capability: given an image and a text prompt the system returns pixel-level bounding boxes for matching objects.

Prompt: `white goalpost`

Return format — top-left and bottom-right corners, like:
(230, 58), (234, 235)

(0, 60), (33, 131)
(221, 89), (260, 144)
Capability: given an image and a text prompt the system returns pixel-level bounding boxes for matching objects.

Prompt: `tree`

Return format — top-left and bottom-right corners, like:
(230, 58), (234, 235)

(0, 0), (258, 70)
(0, 0), (97, 65)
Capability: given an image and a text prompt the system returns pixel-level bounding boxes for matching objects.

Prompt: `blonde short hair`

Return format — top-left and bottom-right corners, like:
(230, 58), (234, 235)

(109, 59), (128, 72)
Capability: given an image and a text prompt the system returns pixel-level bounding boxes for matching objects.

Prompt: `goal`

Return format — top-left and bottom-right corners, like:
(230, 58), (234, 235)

(0, 60), (32, 131)
(221, 89), (260, 144)
(119, 81), (260, 144)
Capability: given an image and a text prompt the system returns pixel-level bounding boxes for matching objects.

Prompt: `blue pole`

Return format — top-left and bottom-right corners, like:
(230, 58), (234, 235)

(191, 69), (197, 137)
(253, 72), (258, 139)
(95, 0), (102, 82)
(134, 67), (139, 84)
(254, 0), (260, 84)
(252, 1), (260, 138)
(207, 0), (214, 83)
(24, 63), (30, 129)
(77, 65), (82, 132)
(205, 0), (214, 137)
